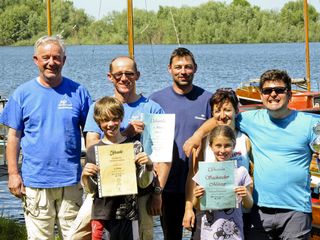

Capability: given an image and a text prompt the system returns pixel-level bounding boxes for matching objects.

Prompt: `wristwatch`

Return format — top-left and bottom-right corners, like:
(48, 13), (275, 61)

(154, 186), (163, 194)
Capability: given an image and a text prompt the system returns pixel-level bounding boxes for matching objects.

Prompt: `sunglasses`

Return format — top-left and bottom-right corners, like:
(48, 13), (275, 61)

(261, 87), (287, 95)
(111, 71), (135, 80)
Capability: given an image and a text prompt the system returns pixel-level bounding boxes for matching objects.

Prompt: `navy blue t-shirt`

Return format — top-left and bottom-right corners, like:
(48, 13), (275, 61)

(150, 86), (211, 193)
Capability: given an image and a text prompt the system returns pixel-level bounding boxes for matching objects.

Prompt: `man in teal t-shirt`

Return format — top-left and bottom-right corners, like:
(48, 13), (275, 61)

(184, 69), (319, 239)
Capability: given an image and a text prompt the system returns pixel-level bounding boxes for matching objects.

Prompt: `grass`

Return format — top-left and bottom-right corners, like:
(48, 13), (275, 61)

(0, 217), (27, 240)
(0, 217), (62, 240)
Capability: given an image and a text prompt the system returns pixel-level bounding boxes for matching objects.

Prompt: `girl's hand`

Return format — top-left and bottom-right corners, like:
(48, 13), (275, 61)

(82, 163), (99, 177)
(194, 186), (205, 198)
(135, 152), (152, 166)
(234, 186), (247, 197)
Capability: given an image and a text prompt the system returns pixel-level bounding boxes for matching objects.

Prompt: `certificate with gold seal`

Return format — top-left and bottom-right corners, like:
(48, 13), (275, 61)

(95, 143), (137, 198)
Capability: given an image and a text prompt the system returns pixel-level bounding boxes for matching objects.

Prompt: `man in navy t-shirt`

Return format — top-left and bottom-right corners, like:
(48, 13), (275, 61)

(150, 47), (212, 240)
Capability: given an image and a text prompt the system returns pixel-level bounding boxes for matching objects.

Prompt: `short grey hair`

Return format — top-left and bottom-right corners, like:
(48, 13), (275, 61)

(34, 35), (66, 55)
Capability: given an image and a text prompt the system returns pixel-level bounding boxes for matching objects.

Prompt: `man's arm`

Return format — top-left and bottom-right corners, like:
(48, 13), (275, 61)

(183, 162), (196, 231)
(183, 118), (217, 157)
(7, 128), (24, 198)
(147, 162), (171, 216)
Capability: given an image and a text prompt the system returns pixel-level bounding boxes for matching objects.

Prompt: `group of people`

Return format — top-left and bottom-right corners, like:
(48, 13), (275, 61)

(0, 34), (319, 240)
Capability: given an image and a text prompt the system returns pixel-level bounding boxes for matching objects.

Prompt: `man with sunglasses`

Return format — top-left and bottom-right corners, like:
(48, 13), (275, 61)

(75, 56), (168, 240)
(183, 69), (320, 239)
(149, 47), (212, 240)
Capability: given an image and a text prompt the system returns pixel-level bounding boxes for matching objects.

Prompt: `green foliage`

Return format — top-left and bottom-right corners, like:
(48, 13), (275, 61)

(0, 0), (320, 45)
(0, 217), (27, 240)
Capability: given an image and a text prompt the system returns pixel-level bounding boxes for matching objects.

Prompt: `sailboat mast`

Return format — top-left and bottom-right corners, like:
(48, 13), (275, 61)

(127, 0), (134, 58)
(46, 0), (52, 36)
(304, 0), (310, 91)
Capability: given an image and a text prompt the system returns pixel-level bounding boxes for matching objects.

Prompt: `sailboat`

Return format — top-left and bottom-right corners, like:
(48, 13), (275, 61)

(236, 0), (320, 114)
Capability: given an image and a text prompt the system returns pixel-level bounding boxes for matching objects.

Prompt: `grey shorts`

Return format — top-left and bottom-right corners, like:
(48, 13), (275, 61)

(248, 205), (312, 240)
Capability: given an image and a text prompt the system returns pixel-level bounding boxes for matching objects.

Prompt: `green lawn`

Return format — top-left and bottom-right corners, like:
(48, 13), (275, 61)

(0, 217), (27, 240)
(0, 217), (62, 240)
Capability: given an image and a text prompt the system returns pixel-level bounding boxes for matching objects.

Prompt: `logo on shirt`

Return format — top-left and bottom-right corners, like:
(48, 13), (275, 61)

(195, 114), (206, 120)
(58, 95), (73, 109)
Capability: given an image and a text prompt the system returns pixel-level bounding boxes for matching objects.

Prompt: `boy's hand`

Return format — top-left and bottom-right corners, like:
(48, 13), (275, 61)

(82, 163), (99, 177)
(135, 152), (153, 166)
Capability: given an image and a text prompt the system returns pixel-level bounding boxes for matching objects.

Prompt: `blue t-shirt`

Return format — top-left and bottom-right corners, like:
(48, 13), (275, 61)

(150, 86), (212, 193)
(0, 77), (92, 188)
(237, 109), (320, 212)
(84, 95), (164, 135)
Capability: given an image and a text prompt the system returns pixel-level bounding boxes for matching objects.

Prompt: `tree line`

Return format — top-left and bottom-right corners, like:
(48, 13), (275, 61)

(0, 0), (319, 46)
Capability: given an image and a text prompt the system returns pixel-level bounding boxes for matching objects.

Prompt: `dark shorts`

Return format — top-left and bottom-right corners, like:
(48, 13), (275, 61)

(248, 205), (312, 240)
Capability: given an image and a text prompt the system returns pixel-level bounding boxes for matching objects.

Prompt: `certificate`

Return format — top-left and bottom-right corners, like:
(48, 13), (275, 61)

(95, 143), (137, 198)
(142, 114), (175, 162)
(198, 161), (236, 210)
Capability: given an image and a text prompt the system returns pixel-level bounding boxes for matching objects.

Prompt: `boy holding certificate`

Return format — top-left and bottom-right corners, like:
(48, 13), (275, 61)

(81, 96), (153, 240)
(191, 125), (253, 240)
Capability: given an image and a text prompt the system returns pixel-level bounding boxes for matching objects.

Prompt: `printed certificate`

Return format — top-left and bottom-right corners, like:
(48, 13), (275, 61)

(95, 143), (137, 197)
(198, 161), (236, 210)
(142, 114), (175, 162)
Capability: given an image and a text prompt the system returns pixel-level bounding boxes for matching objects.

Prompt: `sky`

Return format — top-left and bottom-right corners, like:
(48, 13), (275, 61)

(72, 0), (320, 20)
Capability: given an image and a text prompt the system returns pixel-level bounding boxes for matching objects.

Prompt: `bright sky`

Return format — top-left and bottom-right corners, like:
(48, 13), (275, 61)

(72, 0), (320, 19)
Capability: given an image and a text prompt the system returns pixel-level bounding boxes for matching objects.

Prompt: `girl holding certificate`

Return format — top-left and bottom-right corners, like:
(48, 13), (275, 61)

(183, 89), (254, 238)
(190, 125), (253, 240)
(81, 97), (154, 240)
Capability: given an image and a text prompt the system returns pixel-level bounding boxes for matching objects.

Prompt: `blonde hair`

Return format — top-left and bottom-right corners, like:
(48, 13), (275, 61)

(93, 96), (124, 125)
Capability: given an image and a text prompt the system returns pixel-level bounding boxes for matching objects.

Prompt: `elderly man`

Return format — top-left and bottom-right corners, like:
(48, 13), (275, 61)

(0, 35), (92, 239)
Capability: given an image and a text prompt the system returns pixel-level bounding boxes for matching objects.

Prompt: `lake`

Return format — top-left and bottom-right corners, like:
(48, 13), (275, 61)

(1, 43), (320, 100)
(1, 42), (320, 239)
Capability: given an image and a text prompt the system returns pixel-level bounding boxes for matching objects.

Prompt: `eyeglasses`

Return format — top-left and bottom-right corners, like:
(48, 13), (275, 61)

(261, 87), (287, 95)
(111, 71), (135, 80)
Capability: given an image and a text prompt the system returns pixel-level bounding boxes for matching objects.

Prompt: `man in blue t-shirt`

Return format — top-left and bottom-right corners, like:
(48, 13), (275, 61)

(184, 69), (319, 239)
(150, 47), (212, 240)
(0, 36), (92, 239)
(81, 56), (168, 240)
